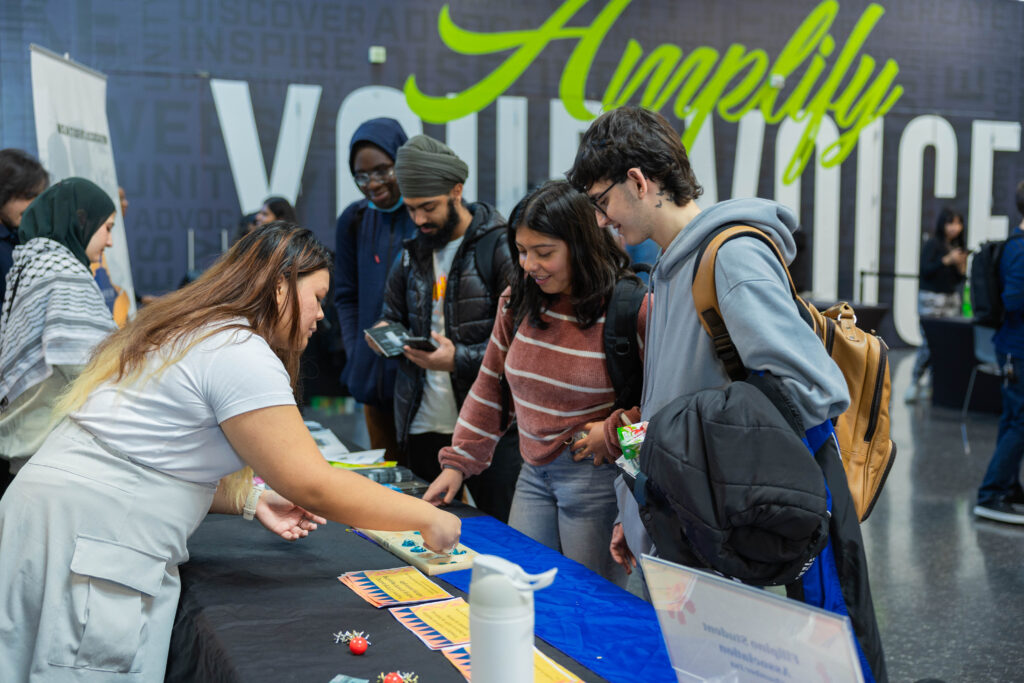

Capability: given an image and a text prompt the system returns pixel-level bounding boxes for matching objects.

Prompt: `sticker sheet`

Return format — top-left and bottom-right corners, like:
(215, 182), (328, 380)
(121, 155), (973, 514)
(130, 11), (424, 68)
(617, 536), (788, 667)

(389, 597), (471, 650)
(441, 644), (584, 682)
(338, 566), (452, 608)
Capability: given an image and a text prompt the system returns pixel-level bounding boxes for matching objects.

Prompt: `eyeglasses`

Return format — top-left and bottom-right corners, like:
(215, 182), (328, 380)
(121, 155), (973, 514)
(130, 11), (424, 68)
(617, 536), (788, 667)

(353, 166), (395, 188)
(588, 179), (622, 220)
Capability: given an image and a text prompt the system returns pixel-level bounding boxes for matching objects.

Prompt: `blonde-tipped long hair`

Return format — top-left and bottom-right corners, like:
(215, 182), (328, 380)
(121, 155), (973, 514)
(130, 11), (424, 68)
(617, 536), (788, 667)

(57, 222), (332, 506)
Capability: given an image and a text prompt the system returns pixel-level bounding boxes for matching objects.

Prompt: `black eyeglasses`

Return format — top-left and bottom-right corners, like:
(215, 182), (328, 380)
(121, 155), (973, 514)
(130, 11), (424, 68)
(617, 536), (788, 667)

(588, 179), (622, 219)
(354, 166), (395, 188)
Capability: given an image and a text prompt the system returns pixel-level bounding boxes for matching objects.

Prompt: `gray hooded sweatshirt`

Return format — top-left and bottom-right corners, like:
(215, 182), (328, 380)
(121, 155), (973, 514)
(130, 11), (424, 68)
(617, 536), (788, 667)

(619, 197), (850, 557)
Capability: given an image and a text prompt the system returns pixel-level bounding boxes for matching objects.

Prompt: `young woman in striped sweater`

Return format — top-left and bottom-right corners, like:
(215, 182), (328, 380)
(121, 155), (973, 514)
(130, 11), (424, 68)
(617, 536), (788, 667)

(423, 180), (647, 585)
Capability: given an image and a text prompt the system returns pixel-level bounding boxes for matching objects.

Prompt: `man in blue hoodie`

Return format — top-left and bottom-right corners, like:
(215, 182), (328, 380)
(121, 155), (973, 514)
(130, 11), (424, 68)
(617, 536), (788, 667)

(975, 181), (1024, 524)
(335, 118), (417, 463)
(568, 107), (886, 682)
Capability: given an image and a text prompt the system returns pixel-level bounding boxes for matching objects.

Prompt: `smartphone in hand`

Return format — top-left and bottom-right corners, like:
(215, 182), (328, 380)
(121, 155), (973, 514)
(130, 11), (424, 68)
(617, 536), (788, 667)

(404, 335), (439, 351)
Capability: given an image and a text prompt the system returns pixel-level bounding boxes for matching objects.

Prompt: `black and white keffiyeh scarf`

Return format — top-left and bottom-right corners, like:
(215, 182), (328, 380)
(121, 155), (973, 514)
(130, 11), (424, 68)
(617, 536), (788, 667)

(0, 238), (116, 410)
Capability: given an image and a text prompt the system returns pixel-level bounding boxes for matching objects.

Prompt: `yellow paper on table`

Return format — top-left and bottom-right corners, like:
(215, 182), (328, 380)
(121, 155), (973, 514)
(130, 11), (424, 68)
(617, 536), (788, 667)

(338, 566), (452, 608)
(390, 597), (470, 650)
(441, 644), (584, 682)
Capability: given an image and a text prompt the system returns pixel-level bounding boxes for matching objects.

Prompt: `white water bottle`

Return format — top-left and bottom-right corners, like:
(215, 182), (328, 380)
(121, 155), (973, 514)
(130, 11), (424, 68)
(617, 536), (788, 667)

(469, 555), (557, 682)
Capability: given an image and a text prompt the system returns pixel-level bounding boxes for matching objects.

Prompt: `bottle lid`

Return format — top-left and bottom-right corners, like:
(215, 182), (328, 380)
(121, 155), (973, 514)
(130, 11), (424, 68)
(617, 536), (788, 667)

(469, 555), (557, 610)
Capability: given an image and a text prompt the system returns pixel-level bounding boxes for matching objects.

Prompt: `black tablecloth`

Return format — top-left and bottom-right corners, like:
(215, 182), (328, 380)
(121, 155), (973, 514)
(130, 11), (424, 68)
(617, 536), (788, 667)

(920, 317), (1001, 413)
(167, 506), (608, 682)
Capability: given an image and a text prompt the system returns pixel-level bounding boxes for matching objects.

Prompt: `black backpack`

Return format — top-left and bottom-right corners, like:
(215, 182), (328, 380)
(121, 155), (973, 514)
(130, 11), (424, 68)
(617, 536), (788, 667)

(498, 273), (647, 431)
(970, 233), (1024, 326)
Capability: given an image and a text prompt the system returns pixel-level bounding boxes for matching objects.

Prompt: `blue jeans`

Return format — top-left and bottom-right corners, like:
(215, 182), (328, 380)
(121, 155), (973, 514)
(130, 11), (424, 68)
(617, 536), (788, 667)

(978, 355), (1024, 504)
(508, 449), (627, 587)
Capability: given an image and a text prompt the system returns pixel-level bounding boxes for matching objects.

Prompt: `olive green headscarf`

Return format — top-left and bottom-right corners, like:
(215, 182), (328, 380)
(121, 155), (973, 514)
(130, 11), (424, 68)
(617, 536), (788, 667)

(18, 177), (115, 267)
(394, 134), (469, 198)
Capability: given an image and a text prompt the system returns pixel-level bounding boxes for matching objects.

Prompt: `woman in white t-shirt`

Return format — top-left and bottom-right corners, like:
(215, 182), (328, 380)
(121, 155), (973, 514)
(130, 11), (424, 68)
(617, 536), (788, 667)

(0, 222), (460, 682)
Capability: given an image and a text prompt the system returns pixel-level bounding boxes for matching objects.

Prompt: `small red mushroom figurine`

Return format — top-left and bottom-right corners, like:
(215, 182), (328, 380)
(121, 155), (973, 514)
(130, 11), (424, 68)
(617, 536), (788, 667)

(382, 674), (403, 683)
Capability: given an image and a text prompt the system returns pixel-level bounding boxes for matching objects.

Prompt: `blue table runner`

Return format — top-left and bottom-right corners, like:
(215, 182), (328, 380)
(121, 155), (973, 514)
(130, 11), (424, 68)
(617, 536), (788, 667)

(442, 515), (674, 681)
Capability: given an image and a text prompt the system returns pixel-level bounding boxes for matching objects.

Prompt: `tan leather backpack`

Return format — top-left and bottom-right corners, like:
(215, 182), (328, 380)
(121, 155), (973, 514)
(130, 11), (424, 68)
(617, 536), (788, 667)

(691, 225), (895, 521)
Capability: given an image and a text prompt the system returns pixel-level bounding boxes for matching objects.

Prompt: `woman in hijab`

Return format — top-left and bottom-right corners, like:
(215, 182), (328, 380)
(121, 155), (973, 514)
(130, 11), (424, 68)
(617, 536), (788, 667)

(0, 177), (117, 490)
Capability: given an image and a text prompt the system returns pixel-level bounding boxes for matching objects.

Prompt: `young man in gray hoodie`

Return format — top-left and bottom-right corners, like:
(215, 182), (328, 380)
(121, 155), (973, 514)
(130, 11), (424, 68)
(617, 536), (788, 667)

(567, 106), (886, 682)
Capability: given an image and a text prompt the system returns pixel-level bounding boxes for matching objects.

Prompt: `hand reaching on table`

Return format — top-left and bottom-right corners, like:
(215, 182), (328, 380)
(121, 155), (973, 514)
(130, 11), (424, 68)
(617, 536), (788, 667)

(420, 508), (462, 554)
(424, 467), (465, 506)
(255, 489), (327, 541)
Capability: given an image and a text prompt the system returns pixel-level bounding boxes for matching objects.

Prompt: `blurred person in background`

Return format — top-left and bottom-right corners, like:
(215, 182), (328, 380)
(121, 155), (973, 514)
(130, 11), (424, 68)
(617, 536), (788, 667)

(256, 196), (297, 227)
(906, 207), (967, 403)
(0, 178), (117, 494)
(90, 184), (133, 322)
(0, 149), (49, 306)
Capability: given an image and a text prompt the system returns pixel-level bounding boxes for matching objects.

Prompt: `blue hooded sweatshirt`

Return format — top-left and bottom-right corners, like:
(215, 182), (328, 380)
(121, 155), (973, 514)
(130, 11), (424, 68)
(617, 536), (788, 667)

(334, 118), (417, 408)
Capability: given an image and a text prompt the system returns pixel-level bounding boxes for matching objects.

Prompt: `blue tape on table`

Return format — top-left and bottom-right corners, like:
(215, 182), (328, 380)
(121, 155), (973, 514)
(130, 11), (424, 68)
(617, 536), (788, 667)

(442, 515), (674, 681)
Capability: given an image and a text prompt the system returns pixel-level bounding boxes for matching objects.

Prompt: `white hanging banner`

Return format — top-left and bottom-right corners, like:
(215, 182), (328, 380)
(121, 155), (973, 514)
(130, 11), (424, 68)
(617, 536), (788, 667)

(29, 44), (136, 314)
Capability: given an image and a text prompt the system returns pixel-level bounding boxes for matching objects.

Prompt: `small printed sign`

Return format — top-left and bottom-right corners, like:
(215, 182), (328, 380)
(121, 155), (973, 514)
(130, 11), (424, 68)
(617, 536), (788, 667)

(641, 555), (864, 683)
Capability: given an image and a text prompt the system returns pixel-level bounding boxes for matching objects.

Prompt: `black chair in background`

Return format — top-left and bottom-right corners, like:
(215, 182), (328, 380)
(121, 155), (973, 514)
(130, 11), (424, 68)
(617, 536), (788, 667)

(963, 326), (1001, 418)
(959, 326), (1002, 455)
(920, 317), (1001, 415)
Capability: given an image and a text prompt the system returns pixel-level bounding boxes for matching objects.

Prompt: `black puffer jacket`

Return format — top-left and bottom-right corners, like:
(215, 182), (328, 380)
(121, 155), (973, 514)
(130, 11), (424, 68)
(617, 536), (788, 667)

(380, 202), (513, 446)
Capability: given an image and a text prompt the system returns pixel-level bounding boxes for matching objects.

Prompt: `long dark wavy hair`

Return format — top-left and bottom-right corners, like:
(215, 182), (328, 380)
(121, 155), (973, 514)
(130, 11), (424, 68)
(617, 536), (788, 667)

(61, 221), (332, 405)
(55, 222), (332, 507)
(934, 207), (965, 249)
(506, 180), (637, 330)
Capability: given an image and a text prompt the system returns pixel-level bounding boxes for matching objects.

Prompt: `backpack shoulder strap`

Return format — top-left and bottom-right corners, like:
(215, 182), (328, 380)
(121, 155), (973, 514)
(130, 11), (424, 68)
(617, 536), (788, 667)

(629, 261), (653, 276)
(346, 202), (368, 236)
(604, 276), (647, 410)
(498, 312), (523, 433)
(691, 225), (801, 381)
(475, 226), (505, 299)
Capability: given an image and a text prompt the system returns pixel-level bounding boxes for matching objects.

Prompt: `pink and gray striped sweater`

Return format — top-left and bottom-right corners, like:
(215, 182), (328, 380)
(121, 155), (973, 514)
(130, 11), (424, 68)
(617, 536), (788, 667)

(439, 287), (648, 476)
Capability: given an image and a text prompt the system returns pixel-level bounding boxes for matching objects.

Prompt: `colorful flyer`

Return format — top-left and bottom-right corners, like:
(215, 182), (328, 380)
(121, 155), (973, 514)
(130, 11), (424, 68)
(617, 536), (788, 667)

(338, 566), (452, 608)
(441, 644), (584, 682)
(389, 597), (470, 650)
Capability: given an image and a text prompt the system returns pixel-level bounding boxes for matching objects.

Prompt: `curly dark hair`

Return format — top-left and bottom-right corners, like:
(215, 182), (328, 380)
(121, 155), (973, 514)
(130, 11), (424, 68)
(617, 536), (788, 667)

(566, 106), (702, 206)
(506, 180), (637, 331)
(1016, 180), (1024, 217)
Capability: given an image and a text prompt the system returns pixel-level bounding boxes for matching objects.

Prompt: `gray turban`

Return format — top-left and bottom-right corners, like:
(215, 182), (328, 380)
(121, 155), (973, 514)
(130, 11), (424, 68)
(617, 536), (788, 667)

(395, 134), (469, 198)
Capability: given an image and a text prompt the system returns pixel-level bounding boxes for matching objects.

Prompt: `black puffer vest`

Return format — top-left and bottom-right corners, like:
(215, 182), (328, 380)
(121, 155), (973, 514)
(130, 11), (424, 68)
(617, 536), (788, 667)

(380, 202), (512, 446)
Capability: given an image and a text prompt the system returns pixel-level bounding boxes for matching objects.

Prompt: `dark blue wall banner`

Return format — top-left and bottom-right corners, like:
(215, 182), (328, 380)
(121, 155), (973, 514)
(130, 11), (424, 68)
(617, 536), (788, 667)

(1, 0), (1022, 344)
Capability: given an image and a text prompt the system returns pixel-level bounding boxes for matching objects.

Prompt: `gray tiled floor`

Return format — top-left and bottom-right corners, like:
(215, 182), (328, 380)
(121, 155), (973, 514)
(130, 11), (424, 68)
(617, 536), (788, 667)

(308, 349), (1024, 682)
(867, 349), (1024, 682)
